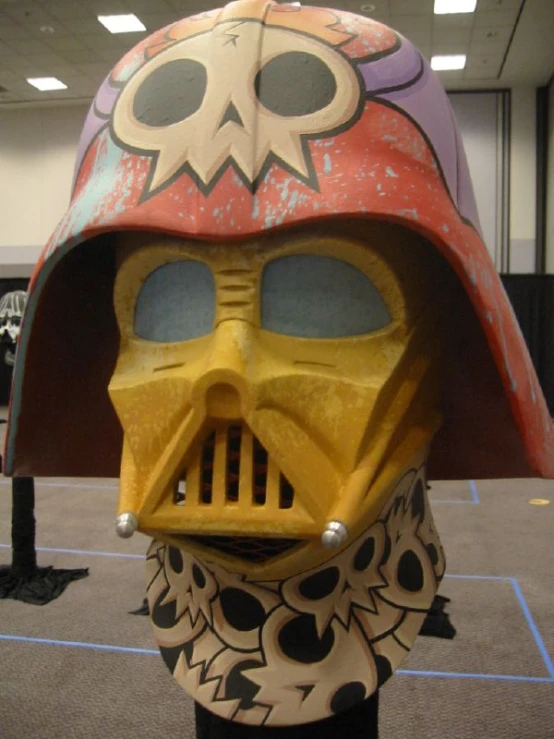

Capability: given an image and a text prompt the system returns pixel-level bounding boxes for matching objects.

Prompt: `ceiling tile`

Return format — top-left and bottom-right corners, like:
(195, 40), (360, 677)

(435, 69), (465, 81)
(79, 33), (136, 50)
(140, 13), (182, 32)
(47, 1), (95, 21)
(0, 40), (15, 57)
(0, 54), (39, 71)
(85, 0), (132, 13)
(24, 51), (70, 66)
(44, 35), (91, 52)
(469, 40), (508, 56)
(26, 20), (72, 40)
(390, 0), (433, 15)
(128, 0), (175, 11)
(389, 14), (432, 34)
(62, 19), (106, 35)
(431, 41), (469, 56)
(473, 9), (520, 27)
(433, 14), (474, 30)
(96, 47), (130, 64)
(464, 64), (501, 80)
(2, 2), (55, 25)
(3, 37), (50, 54)
(433, 28), (472, 44)
(41, 63), (82, 77)
(0, 69), (19, 86)
(79, 62), (112, 79)
(0, 22), (34, 40)
(471, 24), (512, 43)
(59, 47), (103, 64)
(477, 0), (522, 10)
(0, 91), (24, 103)
(465, 54), (502, 75)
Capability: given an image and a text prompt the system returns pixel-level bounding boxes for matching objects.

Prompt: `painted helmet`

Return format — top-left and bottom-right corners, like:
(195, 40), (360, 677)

(5, 0), (553, 727)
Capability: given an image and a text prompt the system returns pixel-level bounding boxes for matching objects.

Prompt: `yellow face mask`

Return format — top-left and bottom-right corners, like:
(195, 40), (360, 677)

(109, 221), (451, 580)
(109, 220), (454, 725)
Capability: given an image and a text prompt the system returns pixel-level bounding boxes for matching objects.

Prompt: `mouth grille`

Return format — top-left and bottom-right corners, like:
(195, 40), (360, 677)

(185, 534), (301, 563)
(173, 424), (295, 510)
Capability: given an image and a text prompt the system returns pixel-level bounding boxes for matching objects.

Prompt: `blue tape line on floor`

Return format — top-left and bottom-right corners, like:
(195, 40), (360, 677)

(0, 480), (118, 490)
(0, 543), (144, 560)
(0, 634), (158, 655)
(510, 578), (554, 680)
(397, 669), (553, 684)
(0, 634), (552, 684)
(469, 480), (481, 504)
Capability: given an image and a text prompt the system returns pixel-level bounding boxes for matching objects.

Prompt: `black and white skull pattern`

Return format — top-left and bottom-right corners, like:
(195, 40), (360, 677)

(146, 465), (443, 726)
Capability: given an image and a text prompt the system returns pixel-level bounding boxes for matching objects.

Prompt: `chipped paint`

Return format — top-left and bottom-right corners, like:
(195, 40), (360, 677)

(396, 208), (419, 220)
(252, 196), (260, 219)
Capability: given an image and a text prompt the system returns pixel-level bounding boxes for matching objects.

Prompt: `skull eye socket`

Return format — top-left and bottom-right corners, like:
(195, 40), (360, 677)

(261, 255), (391, 339)
(133, 59), (208, 127)
(134, 260), (215, 342)
(255, 52), (336, 117)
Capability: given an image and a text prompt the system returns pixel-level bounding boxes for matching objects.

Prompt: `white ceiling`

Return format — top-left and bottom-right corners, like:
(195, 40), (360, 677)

(0, 0), (552, 107)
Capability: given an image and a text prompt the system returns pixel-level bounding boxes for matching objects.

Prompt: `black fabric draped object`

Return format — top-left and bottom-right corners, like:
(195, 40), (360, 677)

(501, 274), (554, 414)
(0, 475), (89, 605)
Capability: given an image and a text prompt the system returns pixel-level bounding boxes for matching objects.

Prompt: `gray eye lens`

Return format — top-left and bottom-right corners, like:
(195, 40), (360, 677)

(134, 260), (215, 342)
(261, 255), (391, 338)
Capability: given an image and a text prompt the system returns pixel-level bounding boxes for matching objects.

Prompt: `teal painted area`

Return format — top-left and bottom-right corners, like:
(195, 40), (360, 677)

(44, 132), (131, 260)
(115, 54), (143, 82)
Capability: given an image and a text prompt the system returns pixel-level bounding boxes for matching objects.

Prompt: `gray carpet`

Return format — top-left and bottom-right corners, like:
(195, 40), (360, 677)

(1, 465), (553, 737)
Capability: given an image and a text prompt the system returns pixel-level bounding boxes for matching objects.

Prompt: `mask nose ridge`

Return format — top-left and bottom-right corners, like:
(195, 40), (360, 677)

(192, 320), (253, 419)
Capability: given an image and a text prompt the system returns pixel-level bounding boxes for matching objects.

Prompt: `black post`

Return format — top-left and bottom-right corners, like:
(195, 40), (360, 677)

(10, 477), (37, 578)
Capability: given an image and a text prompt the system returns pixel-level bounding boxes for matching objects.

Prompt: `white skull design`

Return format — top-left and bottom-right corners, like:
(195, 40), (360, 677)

(112, 20), (362, 193)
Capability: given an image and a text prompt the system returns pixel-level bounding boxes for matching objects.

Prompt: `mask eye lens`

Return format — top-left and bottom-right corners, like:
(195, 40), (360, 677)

(261, 255), (391, 338)
(134, 260), (215, 342)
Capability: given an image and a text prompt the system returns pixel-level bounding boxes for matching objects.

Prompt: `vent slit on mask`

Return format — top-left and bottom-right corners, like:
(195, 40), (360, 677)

(253, 436), (268, 506)
(174, 425), (295, 511)
(201, 430), (215, 504)
(226, 425), (241, 502)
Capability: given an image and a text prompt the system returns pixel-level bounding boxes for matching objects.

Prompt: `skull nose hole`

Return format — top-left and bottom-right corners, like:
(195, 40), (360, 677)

(218, 101), (244, 130)
(205, 383), (242, 419)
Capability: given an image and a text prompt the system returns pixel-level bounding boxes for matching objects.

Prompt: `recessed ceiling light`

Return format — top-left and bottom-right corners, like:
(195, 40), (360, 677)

(26, 77), (67, 91)
(434, 0), (477, 13)
(430, 54), (467, 71)
(97, 14), (146, 34)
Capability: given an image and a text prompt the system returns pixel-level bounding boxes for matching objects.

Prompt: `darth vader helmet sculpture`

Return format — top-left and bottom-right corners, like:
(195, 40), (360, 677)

(5, 0), (553, 728)
(0, 290), (27, 366)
